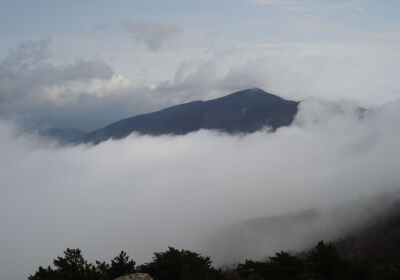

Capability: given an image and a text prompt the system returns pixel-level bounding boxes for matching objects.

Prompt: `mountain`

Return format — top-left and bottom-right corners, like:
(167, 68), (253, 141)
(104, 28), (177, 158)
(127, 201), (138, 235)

(80, 88), (299, 144)
(207, 192), (400, 265)
(335, 198), (400, 262)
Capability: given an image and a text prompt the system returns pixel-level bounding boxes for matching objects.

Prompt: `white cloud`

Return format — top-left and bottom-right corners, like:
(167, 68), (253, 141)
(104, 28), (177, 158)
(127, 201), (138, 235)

(1, 98), (400, 279)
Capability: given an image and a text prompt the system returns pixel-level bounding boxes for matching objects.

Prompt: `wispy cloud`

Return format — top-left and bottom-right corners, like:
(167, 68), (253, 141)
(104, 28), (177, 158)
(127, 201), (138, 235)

(121, 20), (182, 51)
(247, 0), (364, 11)
(247, 0), (365, 29)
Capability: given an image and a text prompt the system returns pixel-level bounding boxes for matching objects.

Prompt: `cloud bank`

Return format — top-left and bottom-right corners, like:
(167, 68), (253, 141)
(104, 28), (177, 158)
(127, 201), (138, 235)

(1, 98), (400, 280)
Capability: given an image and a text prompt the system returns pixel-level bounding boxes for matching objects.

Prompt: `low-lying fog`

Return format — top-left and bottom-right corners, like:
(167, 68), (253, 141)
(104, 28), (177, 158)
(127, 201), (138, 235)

(1, 98), (400, 280)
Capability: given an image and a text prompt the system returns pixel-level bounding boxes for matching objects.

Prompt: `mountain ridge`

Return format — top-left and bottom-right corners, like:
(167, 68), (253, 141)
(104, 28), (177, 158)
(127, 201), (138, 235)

(79, 88), (299, 144)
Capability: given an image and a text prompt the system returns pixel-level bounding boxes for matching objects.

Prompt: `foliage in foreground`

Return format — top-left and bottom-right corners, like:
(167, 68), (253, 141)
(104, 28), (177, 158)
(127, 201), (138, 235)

(29, 241), (400, 280)
(139, 247), (219, 280)
(29, 249), (136, 280)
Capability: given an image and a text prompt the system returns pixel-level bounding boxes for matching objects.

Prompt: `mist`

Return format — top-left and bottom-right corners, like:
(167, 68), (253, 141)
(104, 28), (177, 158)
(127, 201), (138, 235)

(1, 98), (400, 279)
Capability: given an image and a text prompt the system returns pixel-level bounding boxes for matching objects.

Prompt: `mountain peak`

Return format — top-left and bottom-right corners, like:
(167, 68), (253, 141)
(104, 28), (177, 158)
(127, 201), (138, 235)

(81, 88), (299, 144)
(219, 88), (286, 103)
(230, 87), (266, 95)
(249, 87), (264, 92)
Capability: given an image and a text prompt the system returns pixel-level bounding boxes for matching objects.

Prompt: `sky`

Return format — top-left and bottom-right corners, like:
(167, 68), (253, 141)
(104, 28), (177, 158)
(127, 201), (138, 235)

(1, 1), (400, 280)
(0, 0), (399, 130)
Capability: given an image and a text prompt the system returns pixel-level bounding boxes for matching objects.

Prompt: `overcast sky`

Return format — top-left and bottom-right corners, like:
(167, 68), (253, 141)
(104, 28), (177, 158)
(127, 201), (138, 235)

(0, 0), (399, 130)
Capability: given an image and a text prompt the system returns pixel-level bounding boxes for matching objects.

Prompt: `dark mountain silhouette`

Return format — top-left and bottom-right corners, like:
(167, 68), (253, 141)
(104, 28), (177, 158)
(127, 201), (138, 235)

(207, 192), (400, 265)
(80, 88), (299, 144)
(335, 198), (400, 262)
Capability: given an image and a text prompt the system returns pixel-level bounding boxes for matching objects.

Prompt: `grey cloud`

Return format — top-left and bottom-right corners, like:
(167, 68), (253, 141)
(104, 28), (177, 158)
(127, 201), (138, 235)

(0, 39), (217, 131)
(0, 40), (114, 129)
(1, 40), (399, 132)
(55, 58), (113, 81)
(121, 20), (182, 51)
(0, 40), (235, 131)
(0, 39), (112, 102)
(2, 38), (50, 66)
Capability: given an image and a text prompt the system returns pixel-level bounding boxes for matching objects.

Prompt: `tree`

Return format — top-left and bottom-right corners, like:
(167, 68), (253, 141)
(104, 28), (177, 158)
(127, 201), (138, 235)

(29, 248), (97, 280)
(236, 252), (305, 280)
(139, 247), (220, 280)
(236, 259), (272, 280)
(29, 248), (136, 280)
(107, 251), (136, 280)
(28, 266), (58, 280)
(268, 252), (305, 280)
(306, 241), (350, 280)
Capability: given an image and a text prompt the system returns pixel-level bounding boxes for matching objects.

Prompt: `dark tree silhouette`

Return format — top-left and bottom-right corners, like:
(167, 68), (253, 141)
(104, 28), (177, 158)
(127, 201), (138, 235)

(236, 252), (305, 280)
(29, 249), (136, 280)
(27, 238), (400, 280)
(236, 259), (272, 279)
(306, 241), (350, 280)
(268, 252), (305, 280)
(107, 251), (136, 279)
(139, 247), (220, 280)
(29, 248), (97, 280)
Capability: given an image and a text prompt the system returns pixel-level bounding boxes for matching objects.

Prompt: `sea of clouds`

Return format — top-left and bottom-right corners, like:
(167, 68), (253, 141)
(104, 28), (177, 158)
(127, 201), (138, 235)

(1, 97), (400, 279)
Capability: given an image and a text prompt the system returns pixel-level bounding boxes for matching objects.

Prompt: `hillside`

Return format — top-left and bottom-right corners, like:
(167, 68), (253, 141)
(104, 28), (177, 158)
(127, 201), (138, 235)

(336, 199), (400, 262)
(28, 196), (400, 280)
(80, 88), (299, 144)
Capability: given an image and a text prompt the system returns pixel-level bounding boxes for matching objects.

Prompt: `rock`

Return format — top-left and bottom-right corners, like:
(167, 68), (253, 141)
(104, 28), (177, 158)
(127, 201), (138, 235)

(114, 273), (153, 280)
